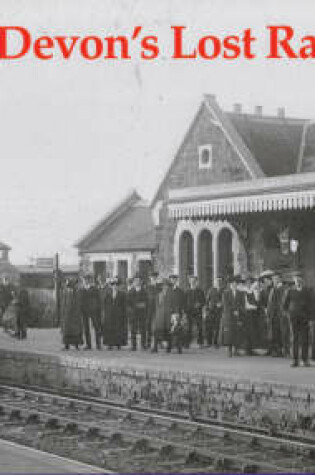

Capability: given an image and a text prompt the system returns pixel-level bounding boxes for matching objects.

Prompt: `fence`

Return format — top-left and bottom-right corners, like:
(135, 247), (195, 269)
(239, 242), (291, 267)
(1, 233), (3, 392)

(27, 288), (57, 328)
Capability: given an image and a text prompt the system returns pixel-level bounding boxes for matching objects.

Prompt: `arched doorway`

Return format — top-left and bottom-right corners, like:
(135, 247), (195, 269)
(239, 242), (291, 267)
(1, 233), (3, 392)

(179, 231), (194, 288)
(198, 230), (213, 291)
(218, 228), (234, 280)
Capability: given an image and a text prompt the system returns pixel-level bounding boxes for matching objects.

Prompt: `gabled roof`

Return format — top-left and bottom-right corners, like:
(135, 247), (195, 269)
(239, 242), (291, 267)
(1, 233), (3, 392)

(0, 241), (10, 251)
(227, 112), (308, 176)
(151, 94), (315, 207)
(203, 94), (265, 179)
(75, 189), (156, 253)
(151, 94), (264, 207)
(75, 189), (140, 249)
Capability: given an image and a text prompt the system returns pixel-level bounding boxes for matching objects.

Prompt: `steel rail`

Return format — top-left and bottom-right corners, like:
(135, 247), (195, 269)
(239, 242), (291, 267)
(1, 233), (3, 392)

(0, 436), (112, 473)
(0, 397), (287, 473)
(0, 382), (314, 473)
(0, 381), (314, 449)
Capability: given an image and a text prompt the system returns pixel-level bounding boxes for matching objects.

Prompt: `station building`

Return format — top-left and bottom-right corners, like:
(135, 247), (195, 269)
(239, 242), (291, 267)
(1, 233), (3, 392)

(152, 95), (315, 290)
(75, 190), (156, 282)
(75, 95), (315, 290)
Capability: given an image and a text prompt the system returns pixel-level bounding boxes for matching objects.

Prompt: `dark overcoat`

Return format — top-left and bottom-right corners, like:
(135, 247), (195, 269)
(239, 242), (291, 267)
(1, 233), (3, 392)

(147, 284), (158, 321)
(221, 288), (245, 346)
(152, 287), (173, 338)
(170, 286), (186, 315)
(61, 287), (83, 346)
(186, 287), (205, 318)
(206, 287), (223, 321)
(102, 289), (127, 346)
(266, 285), (285, 342)
(282, 287), (312, 323)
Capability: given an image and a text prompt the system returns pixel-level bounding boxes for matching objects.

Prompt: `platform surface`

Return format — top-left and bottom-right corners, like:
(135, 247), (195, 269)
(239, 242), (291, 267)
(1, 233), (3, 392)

(0, 328), (314, 387)
(0, 438), (105, 474)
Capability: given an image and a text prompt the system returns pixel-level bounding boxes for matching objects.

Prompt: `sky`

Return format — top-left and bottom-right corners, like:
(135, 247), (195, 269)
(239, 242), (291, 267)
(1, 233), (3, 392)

(1, 0), (315, 264)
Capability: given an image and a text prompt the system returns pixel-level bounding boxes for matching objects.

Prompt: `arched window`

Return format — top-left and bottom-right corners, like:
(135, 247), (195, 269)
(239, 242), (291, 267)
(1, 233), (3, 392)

(179, 231), (194, 288)
(218, 228), (233, 279)
(198, 230), (213, 291)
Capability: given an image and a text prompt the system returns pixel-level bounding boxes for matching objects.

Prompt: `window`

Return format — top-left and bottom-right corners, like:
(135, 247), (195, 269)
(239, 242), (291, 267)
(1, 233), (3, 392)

(152, 200), (163, 226)
(198, 145), (213, 169)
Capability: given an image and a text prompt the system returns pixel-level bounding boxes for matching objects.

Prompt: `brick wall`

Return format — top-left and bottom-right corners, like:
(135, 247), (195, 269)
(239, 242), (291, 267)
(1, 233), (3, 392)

(155, 102), (252, 274)
(163, 103), (250, 192)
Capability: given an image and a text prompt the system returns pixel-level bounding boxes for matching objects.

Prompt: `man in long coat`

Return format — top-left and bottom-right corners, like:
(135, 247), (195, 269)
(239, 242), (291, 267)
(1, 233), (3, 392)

(102, 278), (126, 349)
(80, 276), (102, 350)
(258, 273), (273, 352)
(146, 271), (159, 350)
(185, 275), (205, 347)
(221, 275), (245, 357)
(15, 285), (30, 339)
(244, 276), (259, 355)
(61, 278), (83, 350)
(267, 272), (285, 357)
(282, 273), (312, 367)
(151, 278), (173, 352)
(205, 278), (224, 347)
(129, 275), (148, 350)
(168, 274), (187, 348)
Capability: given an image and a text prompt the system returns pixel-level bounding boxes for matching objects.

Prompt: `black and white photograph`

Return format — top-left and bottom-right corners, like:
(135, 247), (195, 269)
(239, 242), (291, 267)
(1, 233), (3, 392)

(0, 0), (315, 473)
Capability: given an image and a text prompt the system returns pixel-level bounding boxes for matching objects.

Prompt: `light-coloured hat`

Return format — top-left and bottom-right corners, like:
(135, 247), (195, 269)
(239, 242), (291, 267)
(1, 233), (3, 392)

(259, 269), (275, 279)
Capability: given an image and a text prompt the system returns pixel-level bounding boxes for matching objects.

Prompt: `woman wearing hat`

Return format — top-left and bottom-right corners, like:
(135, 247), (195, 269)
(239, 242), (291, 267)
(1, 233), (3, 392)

(151, 277), (173, 353)
(60, 278), (83, 350)
(221, 275), (245, 357)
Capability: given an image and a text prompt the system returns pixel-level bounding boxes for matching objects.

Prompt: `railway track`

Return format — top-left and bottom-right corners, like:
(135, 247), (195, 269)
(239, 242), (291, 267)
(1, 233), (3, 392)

(0, 382), (314, 473)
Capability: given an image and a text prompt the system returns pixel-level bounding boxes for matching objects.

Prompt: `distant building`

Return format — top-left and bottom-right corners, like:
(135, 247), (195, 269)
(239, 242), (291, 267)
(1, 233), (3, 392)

(0, 241), (10, 263)
(75, 190), (156, 282)
(18, 258), (79, 289)
(0, 241), (19, 282)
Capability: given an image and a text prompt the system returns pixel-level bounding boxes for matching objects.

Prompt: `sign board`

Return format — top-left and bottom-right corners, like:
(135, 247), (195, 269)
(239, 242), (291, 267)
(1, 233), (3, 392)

(35, 257), (54, 268)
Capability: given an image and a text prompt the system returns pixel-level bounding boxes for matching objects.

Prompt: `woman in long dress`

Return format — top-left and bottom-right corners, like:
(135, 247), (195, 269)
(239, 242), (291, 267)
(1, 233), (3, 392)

(61, 278), (83, 350)
(221, 275), (245, 357)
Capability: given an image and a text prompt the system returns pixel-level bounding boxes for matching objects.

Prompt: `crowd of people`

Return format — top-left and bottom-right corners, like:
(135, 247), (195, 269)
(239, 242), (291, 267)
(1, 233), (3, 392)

(60, 270), (315, 367)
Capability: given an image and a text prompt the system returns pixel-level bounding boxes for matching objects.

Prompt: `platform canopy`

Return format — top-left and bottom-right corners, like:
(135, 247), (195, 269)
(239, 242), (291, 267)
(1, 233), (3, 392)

(168, 172), (315, 219)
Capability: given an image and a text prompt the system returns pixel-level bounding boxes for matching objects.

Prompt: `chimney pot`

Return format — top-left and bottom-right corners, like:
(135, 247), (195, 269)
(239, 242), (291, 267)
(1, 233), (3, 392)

(255, 105), (263, 116)
(277, 107), (285, 118)
(206, 94), (216, 101)
(233, 103), (242, 114)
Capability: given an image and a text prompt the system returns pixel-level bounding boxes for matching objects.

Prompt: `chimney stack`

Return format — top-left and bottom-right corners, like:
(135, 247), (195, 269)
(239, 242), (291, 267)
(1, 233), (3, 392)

(255, 105), (263, 116)
(277, 107), (285, 119)
(233, 103), (242, 114)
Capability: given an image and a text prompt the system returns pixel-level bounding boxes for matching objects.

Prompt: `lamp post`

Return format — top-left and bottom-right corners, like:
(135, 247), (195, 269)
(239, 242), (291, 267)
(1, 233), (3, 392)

(290, 239), (299, 270)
